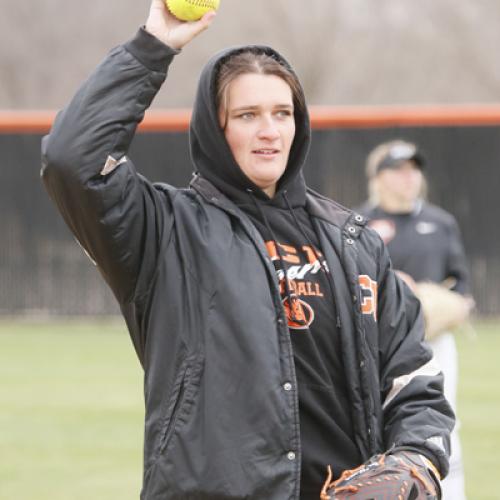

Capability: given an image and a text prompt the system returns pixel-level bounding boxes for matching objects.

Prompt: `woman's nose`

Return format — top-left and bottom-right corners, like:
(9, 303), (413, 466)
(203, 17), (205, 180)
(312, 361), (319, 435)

(257, 115), (280, 140)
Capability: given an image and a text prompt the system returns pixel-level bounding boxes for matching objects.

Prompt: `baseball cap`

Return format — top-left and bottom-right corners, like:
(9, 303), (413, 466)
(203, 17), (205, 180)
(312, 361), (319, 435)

(366, 140), (426, 178)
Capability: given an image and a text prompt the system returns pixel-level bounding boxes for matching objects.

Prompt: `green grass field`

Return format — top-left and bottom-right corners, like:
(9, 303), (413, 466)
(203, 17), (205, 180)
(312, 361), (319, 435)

(0, 319), (498, 500)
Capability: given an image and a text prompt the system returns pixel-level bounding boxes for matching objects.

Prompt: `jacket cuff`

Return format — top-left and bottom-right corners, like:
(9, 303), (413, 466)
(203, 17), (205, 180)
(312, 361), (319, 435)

(389, 445), (446, 478)
(123, 27), (181, 73)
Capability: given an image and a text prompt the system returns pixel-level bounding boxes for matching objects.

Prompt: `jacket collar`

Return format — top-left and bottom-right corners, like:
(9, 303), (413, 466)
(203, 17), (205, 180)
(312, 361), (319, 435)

(190, 174), (238, 214)
(191, 174), (366, 235)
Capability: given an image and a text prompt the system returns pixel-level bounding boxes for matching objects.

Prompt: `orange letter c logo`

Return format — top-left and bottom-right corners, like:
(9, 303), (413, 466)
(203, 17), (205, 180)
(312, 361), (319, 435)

(358, 275), (378, 322)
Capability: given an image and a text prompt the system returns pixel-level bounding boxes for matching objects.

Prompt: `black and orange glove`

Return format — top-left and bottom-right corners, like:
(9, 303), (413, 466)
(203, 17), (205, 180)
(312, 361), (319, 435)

(320, 451), (441, 499)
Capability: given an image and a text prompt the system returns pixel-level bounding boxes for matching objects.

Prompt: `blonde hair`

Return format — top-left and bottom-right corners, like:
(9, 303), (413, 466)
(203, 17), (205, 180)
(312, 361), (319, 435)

(365, 140), (427, 205)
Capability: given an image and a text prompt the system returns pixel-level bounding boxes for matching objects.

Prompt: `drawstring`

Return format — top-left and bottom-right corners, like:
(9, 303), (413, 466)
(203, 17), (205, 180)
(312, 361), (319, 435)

(247, 189), (306, 325)
(282, 190), (342, 329)
(282, 191), (328, 274)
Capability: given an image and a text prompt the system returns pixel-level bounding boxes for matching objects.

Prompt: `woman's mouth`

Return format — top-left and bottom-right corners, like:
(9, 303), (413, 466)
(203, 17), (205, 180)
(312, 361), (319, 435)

(253, 149), (280, 156)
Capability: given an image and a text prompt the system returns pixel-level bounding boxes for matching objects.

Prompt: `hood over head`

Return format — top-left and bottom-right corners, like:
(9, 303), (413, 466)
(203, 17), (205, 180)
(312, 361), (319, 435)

(189, 45), (311, 208)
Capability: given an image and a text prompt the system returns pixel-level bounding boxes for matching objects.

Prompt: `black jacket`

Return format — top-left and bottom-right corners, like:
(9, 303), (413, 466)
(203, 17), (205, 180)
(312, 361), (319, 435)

(41, 28), (454, 500)
(358, 201), (470, 294)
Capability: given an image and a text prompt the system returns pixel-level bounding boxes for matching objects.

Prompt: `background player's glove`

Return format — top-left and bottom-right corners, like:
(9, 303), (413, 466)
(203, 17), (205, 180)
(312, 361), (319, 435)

(320, 450), (441, 499)
(395, 271), (474, 340)
(414, 281), (474, 339)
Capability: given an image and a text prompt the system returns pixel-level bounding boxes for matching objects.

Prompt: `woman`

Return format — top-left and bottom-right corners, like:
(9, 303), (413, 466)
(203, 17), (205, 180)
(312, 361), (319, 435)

(358, 139), (474, 500)
(41, 2), (453, 498)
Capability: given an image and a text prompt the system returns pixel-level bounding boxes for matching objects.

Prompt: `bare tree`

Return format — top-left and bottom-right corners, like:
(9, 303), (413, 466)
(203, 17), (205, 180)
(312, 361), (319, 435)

(1, 0), (500, 109)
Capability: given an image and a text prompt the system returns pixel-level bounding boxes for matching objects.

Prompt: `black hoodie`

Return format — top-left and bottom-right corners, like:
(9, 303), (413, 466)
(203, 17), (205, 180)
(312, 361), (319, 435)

(190, 45), (309, 207)
(189, 45), (361, 496)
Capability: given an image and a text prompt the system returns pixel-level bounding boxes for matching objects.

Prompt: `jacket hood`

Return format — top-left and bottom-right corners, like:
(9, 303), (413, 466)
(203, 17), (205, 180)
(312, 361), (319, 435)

(189, 45), (311, 208)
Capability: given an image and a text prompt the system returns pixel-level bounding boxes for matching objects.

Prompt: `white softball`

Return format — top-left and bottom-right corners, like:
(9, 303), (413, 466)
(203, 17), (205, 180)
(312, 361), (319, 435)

(165, 0), (220, 22)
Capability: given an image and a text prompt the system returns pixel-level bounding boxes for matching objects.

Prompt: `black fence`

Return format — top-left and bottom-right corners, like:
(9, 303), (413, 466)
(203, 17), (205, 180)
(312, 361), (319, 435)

(1, 124), (498, 315)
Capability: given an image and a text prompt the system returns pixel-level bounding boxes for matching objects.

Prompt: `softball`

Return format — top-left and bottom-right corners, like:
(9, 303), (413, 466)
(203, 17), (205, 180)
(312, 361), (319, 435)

(165, 0), (220, 22)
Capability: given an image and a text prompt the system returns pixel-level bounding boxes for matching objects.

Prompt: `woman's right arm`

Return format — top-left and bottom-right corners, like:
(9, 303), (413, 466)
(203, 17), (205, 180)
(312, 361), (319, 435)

(41, 2), (215, 304)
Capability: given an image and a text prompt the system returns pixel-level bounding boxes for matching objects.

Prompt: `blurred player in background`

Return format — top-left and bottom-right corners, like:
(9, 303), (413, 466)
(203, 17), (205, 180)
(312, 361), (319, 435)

(41, 1), (454, 498)
(358, 139), (474, 500)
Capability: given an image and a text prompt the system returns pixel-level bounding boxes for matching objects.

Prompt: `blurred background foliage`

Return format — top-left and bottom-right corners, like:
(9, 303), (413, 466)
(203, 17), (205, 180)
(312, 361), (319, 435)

(2, 0), (500, 110)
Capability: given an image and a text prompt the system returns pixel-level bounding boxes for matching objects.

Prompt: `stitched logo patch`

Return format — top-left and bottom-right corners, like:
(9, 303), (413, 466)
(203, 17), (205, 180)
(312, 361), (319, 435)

(359, 275), (378, 321)
(368, 219), (396, 244)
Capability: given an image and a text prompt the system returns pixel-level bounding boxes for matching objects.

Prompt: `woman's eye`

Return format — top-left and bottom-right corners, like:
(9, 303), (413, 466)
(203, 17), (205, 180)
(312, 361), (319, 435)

(238, 112), (254, 120)
(276, 110), (292, 118)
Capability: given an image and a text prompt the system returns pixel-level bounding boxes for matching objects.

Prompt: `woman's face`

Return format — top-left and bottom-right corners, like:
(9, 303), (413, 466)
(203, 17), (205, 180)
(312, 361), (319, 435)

(377, 161), (423, 206)
(219, 73), (296, 198)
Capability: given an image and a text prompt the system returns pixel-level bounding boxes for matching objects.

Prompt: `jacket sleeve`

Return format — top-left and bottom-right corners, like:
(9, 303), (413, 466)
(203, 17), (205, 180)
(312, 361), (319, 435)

(376, 243), (455, 477)
(41, 28), (179, 305)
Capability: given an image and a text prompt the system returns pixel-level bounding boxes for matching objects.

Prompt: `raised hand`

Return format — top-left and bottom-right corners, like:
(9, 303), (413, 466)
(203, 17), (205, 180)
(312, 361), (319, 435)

(145, 0), (216, 50)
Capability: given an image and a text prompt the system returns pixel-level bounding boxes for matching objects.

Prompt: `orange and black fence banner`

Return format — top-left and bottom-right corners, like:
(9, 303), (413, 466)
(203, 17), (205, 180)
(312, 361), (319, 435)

(1, 106), (499, 315)
(3, 104), (500, 133)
